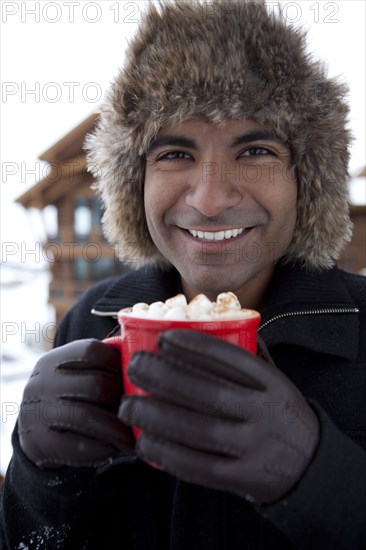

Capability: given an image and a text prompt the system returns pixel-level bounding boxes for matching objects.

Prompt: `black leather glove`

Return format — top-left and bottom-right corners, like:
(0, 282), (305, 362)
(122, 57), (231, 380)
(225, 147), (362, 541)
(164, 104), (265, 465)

(119, 330), (319, 504)
(18, 339), (133, 469)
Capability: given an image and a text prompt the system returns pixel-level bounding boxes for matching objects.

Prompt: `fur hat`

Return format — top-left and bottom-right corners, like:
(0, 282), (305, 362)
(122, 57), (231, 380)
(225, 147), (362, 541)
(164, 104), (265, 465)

(85, 0), (353, 270)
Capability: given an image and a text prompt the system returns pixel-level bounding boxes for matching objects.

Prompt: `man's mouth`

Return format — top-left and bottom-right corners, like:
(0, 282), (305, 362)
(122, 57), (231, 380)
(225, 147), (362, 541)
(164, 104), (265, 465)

(186, 227), (248, 241)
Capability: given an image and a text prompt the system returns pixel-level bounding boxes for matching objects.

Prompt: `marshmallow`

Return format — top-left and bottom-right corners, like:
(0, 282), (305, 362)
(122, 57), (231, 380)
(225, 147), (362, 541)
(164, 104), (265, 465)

(187, 293), (213, 320)
(188, 293), (213, 312)
(147, 301), (168, 319)
(165, 294), (187, 309)
(217, 291), (241, 310)
(132, 302), (149, 312)
(120, 292), (257, 321)
(164, 306), (187, 320)
(123, 306), (149, 318)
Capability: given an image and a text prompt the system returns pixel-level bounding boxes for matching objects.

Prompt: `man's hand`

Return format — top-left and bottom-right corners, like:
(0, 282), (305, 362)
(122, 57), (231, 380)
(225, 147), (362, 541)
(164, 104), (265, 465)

(18, 340), (133, 469)
(119, 330), (319, 504)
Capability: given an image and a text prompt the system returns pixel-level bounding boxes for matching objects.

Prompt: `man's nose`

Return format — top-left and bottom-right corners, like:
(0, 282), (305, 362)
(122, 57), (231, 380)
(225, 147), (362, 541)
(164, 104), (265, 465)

(186, 160), (242, 217)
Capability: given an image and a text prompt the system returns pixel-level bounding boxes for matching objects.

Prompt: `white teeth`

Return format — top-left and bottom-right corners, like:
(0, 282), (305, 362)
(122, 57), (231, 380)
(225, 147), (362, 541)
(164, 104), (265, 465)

(188, 228), (245, 241)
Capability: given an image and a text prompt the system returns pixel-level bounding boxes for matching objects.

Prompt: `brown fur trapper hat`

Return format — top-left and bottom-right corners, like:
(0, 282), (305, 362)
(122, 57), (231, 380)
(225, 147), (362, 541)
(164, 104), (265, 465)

(85, 0), (353, 270)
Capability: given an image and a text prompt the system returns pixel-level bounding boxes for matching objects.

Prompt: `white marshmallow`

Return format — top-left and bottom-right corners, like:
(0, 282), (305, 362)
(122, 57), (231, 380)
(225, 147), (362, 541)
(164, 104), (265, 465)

(217, 292), (241, 310)
(165, 294), (187, 309)
(187, 294), (213, 319)
(147, 301), (168, 319)
(128, 308), (149, 318)
(164, 306), (188, 320)
(211, 304), (236, 319)
(132, 302), (149, 312)
(195, 313), (213, 321)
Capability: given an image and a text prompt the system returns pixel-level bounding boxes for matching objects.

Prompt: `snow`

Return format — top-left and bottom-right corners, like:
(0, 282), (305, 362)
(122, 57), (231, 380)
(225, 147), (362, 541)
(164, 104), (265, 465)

(1, 266), (54, 476)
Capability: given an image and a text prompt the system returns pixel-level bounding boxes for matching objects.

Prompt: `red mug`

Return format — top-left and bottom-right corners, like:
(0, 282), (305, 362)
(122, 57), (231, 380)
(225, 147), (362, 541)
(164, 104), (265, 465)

(104, 309), (261, 438)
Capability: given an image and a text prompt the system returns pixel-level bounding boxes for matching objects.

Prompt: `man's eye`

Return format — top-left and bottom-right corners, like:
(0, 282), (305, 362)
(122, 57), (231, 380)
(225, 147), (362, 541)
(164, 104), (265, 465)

(158, 151), (192, 161)
(242, 147), (270, 157)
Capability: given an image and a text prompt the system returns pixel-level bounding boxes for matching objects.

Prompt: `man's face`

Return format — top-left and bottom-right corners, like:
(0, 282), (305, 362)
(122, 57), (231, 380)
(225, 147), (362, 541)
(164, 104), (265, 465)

(144, 118), (297, 306)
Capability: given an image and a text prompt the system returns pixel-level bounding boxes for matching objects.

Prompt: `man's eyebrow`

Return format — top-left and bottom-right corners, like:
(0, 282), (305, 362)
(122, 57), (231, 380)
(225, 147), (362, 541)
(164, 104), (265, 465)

(146, 130), (290, 156)
(146, 136), (197, 156)
(231, 131), (289, 148)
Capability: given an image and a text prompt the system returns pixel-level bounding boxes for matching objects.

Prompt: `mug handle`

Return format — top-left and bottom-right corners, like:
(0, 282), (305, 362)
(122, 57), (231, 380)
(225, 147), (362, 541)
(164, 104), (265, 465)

(102, 336), (122, 350)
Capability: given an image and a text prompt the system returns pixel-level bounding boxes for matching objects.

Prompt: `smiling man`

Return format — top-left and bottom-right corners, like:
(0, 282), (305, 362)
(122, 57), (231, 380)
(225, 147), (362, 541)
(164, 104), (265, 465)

(1, 1), (365, 549)
(144, 118), (297, 308)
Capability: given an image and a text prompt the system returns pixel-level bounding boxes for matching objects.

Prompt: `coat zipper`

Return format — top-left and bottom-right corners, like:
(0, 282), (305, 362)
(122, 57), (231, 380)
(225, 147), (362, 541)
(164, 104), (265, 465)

(93, 307), (359, 326)
(258, 307), (359, 332)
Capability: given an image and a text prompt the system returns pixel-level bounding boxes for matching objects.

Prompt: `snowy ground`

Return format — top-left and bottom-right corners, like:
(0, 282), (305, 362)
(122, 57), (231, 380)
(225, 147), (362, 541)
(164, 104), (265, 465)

(1, 266), (53, 476)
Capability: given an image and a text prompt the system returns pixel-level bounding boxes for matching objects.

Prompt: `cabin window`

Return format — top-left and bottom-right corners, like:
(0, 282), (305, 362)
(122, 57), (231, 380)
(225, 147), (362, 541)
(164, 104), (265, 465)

(74, 258), (89, 280)
(43, 205), (58, 240)
(74, 198), (92, 239)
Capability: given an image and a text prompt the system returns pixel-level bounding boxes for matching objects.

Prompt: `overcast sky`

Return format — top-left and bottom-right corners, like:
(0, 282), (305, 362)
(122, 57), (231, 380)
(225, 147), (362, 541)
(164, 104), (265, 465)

(1, 0), (365, 249)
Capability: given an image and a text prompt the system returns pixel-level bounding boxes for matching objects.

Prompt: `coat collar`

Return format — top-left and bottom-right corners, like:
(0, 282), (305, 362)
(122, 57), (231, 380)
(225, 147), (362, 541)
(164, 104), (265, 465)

(258, 263), (359, 361)
(92, 263), (359, 361)
(91, 266), (182, 316)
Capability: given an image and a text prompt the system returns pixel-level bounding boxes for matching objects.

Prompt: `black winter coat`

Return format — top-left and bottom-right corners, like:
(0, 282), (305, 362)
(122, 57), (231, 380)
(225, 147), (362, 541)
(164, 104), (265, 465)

(1, 263), (365, 549)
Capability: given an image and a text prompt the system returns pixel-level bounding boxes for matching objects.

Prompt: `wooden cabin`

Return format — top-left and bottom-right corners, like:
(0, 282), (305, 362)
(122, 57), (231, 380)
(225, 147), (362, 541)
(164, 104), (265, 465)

(16, 114), (128, 324)
(16, 115), (365, 325)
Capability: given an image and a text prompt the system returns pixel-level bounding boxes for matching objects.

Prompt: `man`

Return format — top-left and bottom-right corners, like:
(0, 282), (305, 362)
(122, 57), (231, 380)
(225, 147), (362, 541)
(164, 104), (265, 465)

(1, 0), (365, 548)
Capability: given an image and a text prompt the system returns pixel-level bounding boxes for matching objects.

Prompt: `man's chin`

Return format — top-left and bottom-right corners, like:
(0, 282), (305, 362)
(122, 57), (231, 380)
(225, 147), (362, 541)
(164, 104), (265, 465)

(179, 264), (255, 299)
